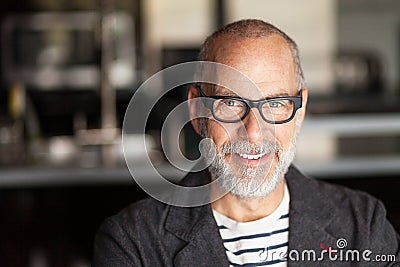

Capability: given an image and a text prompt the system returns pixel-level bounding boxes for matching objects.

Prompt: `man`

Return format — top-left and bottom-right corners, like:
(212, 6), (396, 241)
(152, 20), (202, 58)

(93, 19), (399, 266)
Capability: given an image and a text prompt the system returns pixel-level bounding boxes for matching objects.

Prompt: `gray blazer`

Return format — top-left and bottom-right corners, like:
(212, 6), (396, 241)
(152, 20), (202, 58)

(93, 166), (400, 266)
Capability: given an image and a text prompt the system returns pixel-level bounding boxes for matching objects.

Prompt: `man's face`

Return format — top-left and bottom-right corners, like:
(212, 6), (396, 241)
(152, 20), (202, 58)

(189, 34), (308, 198)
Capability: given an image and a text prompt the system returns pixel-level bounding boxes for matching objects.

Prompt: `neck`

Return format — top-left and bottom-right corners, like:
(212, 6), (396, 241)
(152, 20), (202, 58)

(211, 179), (285, 222)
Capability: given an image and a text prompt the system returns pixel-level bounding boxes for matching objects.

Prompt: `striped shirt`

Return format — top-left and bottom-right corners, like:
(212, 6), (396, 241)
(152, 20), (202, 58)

(212, 184), (290, 267)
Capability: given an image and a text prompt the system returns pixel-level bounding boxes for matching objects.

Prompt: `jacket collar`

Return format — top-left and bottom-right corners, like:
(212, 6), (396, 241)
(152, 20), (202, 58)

(164, 166), (339, 266)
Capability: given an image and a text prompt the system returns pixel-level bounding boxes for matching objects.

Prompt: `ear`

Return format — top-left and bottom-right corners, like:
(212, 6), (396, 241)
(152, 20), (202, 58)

(295, 87), (308, 134)
(188, 85), (203, 136)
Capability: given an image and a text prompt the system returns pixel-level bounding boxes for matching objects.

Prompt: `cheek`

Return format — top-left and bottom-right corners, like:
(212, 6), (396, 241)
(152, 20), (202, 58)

(274, 123), (297, 149)
(206, 120), (234, 147)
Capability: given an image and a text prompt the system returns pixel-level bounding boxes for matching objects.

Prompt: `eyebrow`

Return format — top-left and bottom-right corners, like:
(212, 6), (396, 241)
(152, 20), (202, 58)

(213, 89), (291, 99)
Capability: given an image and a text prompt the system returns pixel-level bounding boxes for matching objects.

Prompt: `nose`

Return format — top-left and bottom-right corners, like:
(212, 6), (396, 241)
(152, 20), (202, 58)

(238, 108), (266, 143)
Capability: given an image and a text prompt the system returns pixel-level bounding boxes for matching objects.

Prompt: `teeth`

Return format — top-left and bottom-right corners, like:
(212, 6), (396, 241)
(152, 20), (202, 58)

(238, 153), (266, 160)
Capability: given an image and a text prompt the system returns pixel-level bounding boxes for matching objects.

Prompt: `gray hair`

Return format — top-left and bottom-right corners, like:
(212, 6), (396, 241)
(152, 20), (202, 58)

(198, 19), (305, 89)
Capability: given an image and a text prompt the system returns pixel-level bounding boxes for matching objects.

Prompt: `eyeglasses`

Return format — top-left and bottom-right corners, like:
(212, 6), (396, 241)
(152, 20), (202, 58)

(197, 86), (303, 124)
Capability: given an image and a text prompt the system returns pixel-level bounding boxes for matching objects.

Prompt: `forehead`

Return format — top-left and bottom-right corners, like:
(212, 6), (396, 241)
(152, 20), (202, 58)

(211, 85), (291, 98)
(208, 34), (297, 98)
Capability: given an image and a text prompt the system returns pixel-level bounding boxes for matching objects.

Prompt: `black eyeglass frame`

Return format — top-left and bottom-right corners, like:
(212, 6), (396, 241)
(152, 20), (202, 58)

(196, 86), (303, 124)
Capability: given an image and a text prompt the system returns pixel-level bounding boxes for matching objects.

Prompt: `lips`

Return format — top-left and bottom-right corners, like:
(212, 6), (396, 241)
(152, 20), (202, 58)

(230, 152), (272, 167)
(220, 141), (278, 167)
(238, 153), (266, 160)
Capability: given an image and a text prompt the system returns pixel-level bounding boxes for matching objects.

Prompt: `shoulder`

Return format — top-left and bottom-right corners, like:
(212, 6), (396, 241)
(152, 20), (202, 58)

(286, 166), (399, 253)
(101, 197), (170, 236)
(96, 169), (214, 249)
(286, 165), (382, 216)
(93, 198), (177, 266)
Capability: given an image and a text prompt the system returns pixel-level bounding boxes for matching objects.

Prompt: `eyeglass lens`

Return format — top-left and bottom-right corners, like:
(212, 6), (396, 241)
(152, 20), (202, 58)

(212, 98), (295, 122)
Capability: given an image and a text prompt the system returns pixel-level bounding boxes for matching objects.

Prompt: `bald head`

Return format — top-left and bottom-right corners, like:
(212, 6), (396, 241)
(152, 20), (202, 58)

(198, 19), (305, 89)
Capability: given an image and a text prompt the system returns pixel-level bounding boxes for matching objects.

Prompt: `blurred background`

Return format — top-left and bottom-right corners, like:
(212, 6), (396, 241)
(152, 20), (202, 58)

(0, 0), (399, 266)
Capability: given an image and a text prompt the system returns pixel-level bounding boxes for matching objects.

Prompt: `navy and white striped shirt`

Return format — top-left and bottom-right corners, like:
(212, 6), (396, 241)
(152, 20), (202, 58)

(213, 184), (290, 267)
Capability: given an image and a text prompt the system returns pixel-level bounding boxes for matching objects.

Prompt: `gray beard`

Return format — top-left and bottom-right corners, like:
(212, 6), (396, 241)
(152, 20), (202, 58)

(200, 120), (297, 199)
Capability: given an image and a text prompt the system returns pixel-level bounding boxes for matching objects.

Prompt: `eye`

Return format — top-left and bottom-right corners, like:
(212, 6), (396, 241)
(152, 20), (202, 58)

(268, 100), (286, 108)
(221, 99), (242, 107)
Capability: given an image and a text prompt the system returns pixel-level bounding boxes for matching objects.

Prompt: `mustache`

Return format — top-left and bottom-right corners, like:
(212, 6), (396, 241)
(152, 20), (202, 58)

(220, 139), (280, 154)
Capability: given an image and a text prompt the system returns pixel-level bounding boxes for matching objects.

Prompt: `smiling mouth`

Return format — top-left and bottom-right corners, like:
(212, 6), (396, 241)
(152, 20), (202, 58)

(237, 153), (267, 160)
(227, 152), (275, 170)
(230, 152), (272, 169)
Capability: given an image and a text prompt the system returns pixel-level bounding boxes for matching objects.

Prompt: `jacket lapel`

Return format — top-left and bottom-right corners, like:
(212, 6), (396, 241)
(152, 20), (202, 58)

(165, 170), (230, 266)
(166, 204), (229, 266)
(286, 166), (339, 266)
